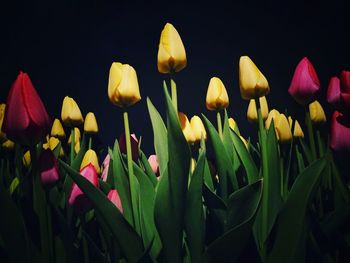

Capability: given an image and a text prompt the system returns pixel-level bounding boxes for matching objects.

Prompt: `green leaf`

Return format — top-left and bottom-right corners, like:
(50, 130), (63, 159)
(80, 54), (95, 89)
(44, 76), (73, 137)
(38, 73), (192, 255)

(139, 150), (158, 187)
(154, 86), (191, 263)
(268, 154), (328, 263)
(299, 138), (312, 165)
(203, 159), (214, 191)
(59, 160), (145, 263)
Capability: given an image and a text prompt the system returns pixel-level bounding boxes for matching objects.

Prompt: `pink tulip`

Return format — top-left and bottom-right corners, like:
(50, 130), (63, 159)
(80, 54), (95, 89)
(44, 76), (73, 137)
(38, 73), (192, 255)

(148, 154), (159, 176)
(38, 149), (59, 188)
(327, 77), (341, 107)
(330, 111), (350, 152)
(119, 133), (139, 161)
(107, 189), (123, 213)
(68, 164), (99, 213)
(288, 57), (320, 105)
(340, 70), (350, 93)
(101, 154), (111, 182)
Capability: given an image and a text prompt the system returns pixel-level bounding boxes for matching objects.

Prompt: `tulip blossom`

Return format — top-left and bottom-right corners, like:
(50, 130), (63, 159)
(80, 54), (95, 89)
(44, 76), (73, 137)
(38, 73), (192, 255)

(80, 149), (100, 174)
(206, 77), (229, 111)
(2, 139), (14, 151)
(275, 114), (292, 143)
(119, 133), (139, 161)
(239, 56), (269, 100)
(68, 164), (99, 213)
(68, 127), (81, 145)
(50, 118), (65, 139)
(247, 96), (269, 123)
(0, 104), (6, 142)
(178, 112), (196, 144)
(47, 137), (64, 157)
(327, 77), (341, 108)
(157, 23), (187, 74)
(23, 151), (31, 168)
(148, 154), (159, 176)
(340, 70), (350, 93)
(61, 96), (84, 127)
(340, 71), (350, 115)
(108, 62), (141, 108)
(107, 189), (123, 213)
(101, 154), (111, 182)
(288, 57), (320, 105)
(293, 120), (304, 138)
(265, 109), (280, 129)
(309, 100), (326, 124)
(3, 72), (51, 146)
(190, 115), (207, 142)
(330, 111), (350, 152)
(84, 112), (99, 134)
(38, 149), (60, 188)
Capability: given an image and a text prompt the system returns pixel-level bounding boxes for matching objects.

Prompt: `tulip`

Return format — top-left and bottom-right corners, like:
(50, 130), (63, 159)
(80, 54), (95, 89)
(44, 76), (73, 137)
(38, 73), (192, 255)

(293, 120), (304, 138)
(330, 111), (350, 152)
(2, 139), (15, 151)
(80, 149), (100, 174)
(119, 133), (139, 161)
(68, 127), (81, 144)
(0, 104), (6, 142)
(148, 154), (159, 176)
(340, 70), (350, 93)
(68, 164), (99, 213)
(107, 189), (123, 213)
(101, 154), (111, 182)
(61, 96), (84, 127)
(288, 57), (320, 105)
(327, 77), (341, 108)
(265, 109), (280, 129)
(157, 23), (187, 74)
(309, 100), (326, 124)
(23, 151), (31, 168)
(48, 137), (64, 157)
(239, 56), (269, 100)
(84, 112), (99, 134)
(190, 115), (207, 142)
(74, 140), (81, 154)
(206, 77), (229, 111)
(247, 96), (269, 123)
(38, 149), (60, 188)
(108, 62), (141, 107)
(3, 72), (51, 146)
(228, 118), (237, 131)
(178, 112), (196, 144)
(50, 118), (65, 139)
(275, 114), (292, 143)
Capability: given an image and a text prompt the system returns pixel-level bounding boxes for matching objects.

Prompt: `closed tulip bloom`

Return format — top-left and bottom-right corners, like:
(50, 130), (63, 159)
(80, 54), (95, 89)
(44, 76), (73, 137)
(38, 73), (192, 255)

(3, 72), (51, 146)
(84, 112), (99, 134)
(2, 139), (15, 151)
(68, 127), (81, 144)
(239, 56), (269, 100)
(38, 149), (60, 188)
(101, 154), (111, 182)
(51, 118), (65, 139)
(275, 114), (292, 143)
(206, 77), (229, 111)
(148, 154), (159, 176)
(48, 136), (64, 157)
(68, 164), (99, 213)
(247, 96), (269, 123)
(74, 140), (81, 154)
(309, 100), (326, 124)
(119, 133), (139, 161)
(0, 104), (6, 142)
(288, 57), (320, 105)
(157, 23), (187, 74)
(108, 62), (141, 107)
(61, 96), (84, 127)
(228, 118), (237, 131)
(107, 189), (123, 213)
(330, 111), (350, 152)
(293, 120), (304, 138)
(190, 115), (207, 142)
(80, 149), (100, 174)
(327, 77), (341, 108)
(265, 109), (280, 129)
(178, 112), (196, 143)
(23, 151), (31, 168)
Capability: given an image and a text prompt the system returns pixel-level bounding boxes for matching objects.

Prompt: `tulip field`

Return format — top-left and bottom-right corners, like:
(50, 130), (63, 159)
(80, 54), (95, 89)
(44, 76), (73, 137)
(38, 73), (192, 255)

(1, 23), (350, 263)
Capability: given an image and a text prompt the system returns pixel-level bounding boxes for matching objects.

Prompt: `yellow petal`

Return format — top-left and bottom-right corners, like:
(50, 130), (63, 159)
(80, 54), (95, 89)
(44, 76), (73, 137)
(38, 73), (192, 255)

(247, 96), (268, 123)
(228, 118), (237, 132)
(61, 96), (84, 127)
(74, 140), (80, 154)
(206, 77), (229, 111)
(68, 127), (81, 145)
(190, 115), (207, 142)
(23, 150), (31, 168)
(2, 139), (14, 151)
(309, 100), (327, 124)
(293, 120), (304, 138)
(84, 112), (99, 134)
(275, 114), (292, 143)
(178, 112), (196, 144)
(51, 118), (65, 139)
(265, 109), (280, 129)
(80, 149), (100, 174)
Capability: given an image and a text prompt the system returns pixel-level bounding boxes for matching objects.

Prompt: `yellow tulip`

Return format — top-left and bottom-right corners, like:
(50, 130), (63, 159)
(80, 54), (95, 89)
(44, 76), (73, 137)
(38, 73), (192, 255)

(80, 149), (100, 174)
(61, 96), (84, 127)
(178, 112), (196, 144)
(74, 140), (80, 154)
(0, 103), (6, 142)
(84, 112), (99, 134)
(157, 23), (187, 74)
(48, 137), (64, 157)
(23, 151), (31, 168)
(275, 114), (292, 143)
(293, 120), (304, 138)
(206, 77), (229, 111)
(265, 109), (280, 129)
(247, 96), (269, 123)
(68, 127), (81, 145)
(191, 158), (196, 174)
(108, 62), (141, 108)
(51, 118), (65, 139)
(190, 115), (207, 142)
(239, 56), (269, 100)
(2, 139), (14, 151)
(309, 100), (326, 124)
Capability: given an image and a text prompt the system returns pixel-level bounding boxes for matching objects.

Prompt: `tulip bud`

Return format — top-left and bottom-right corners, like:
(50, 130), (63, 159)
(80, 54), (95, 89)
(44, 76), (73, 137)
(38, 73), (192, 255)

(68, 164), (99, 213)
(107, 189), (123, 213)
(157, 23), (187, 74)
(0, 104), (6, 142)
(327, 77), (341, 108)
(275, 114), (292, 143)
(288, 57), (320, 105)
(2, 139), (15, 151)
(101, 154), (111, 182)
(330, 111), (350, 152)
(148, 154), (159, 176)
(119, 133), (139, 161)
(61, 96), (84, 127)
(178, 112), (196, 144)
(38, 149), (60, 188)
(228, 118), (237, 132)
(3, 72), (51, 146)
(190, 115), (207, 142)
(239, 56), (269, 100)
(293, 120), (304, 138)
(206, 77), (229, 111)
(265, 109), (280, 129)
(80, 149), (100, 174)
(68, 127), (81, 145)
(247, 96), (269, 123)
(309, 100), (326, 124)
(108, 62), (141, 108)
(51, 118), (65, 139)
(23, 151), (31, 168)
(84, 112), (99, 134)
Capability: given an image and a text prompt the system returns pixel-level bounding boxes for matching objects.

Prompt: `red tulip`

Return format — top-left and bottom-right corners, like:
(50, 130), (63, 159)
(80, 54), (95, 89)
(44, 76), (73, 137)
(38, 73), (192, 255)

(3, 71), (51, 146)
(340, 70), (350, 93)
(107, 189), (123, 213)
(330, 111), (350, 152)
(327, 77), (341, 107)
(68, 164), (99, 213)
(288, 57), (321, 105)
(118, 133), (139, 161)
(148, 154), (159, 176)
(38, 149), (60, 188)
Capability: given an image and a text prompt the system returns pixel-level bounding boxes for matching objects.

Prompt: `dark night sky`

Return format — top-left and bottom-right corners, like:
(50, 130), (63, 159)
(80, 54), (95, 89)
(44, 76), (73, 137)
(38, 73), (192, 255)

(1, 0), (350, 156)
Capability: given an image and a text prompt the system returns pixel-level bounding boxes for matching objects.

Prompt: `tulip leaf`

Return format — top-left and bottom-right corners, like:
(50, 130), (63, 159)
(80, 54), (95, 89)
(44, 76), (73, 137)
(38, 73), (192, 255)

(154, 86), (191, 263)
(147, 97), (168, 177)
(59, 160), (145, 263)
(299, 138), (312, 165)
(203, 158), (214, 191)
(267, 154), (328, 263)
(139, 150), (158, 187)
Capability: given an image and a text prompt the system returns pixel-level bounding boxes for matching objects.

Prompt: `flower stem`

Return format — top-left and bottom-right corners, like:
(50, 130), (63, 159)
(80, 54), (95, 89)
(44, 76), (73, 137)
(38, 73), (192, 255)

(170, 78), (178, 112)
(70, 128), (75, 165)
(305, 110), (317, 160)
(216, 111), (223, 139)
(88, 136), (92, 150)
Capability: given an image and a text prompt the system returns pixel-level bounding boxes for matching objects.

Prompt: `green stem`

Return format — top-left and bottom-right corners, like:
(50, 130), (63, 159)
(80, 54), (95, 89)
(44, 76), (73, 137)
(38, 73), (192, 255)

(316, 130), (324, 157)
(217, 111), (223, 139)
(70, 128), (75, 165)
(305, 111), (317, 160)
(170, 78), (178, 112)
(88, 136), (92, 150)
(123, 111), (141, 235)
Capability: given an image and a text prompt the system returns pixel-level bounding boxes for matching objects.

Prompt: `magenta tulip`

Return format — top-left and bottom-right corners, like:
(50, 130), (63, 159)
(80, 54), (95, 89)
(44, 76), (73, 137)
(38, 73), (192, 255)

(288, 57), (321, 105)
(340, 70), (350, 93)
(38, 149), (60, 188)
(327, 77), (341, 107)
(101, 154), (111, 182)
(119, 133), (139, 161)
(107, 189), (123, 213)
(330, 111), (350, 152)
(3, 71), (51, 146)
(148, 154), (159, 176)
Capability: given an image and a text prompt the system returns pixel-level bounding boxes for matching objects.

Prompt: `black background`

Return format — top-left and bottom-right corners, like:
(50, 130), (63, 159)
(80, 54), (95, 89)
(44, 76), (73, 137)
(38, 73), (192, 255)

(1, 0), (350, 157)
